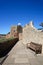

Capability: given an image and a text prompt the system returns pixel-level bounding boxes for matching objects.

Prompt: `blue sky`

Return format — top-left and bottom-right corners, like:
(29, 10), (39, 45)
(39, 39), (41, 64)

(0, 0), (43, 34)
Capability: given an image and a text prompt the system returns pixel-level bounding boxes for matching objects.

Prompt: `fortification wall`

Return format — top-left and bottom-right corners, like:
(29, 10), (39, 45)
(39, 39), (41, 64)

(23, 23), (43, 53)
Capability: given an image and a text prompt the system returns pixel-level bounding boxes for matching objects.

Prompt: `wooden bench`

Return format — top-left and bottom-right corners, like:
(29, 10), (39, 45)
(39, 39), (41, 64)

(27, 42), (42, 54)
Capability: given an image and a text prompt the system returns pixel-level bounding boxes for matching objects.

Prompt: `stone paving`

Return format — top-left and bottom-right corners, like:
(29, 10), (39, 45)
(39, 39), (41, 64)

(2, 40), (43, 65)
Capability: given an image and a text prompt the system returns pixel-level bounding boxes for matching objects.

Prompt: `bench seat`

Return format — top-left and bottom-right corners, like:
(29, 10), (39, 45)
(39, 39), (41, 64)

(27, 42), (42, 54)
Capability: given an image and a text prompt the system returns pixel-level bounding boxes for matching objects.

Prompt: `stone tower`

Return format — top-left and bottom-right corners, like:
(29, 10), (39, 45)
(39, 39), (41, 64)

(10, 26), (18, 38)
(10, 25), (23, 40)
(17, 25), (23, 40)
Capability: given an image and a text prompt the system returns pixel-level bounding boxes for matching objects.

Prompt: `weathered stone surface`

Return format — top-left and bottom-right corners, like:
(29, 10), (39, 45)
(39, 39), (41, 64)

(2, 40), (43, 65)
(23, 22), (43, 53)
(15, 58), (29, 63)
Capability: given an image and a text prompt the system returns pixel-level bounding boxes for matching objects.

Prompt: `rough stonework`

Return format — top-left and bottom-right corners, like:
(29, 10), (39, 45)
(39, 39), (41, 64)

(10, 26), (18, 38)
(2, 40), (43, 65)
(6, 33), (10, 39)
(6, 21), (43, 53)
(6, 25), (23, 40)
(17, 25), (23, 40)
(23, 21), (43, 53)
(1, 22), (43, 65)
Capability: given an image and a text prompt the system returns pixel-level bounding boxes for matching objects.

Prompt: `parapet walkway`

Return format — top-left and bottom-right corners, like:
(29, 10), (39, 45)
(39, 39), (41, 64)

(3, 40), (43, 65)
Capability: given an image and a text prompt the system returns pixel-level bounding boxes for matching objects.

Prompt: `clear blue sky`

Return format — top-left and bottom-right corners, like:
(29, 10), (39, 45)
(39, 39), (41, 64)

(0, 0), (43, 34)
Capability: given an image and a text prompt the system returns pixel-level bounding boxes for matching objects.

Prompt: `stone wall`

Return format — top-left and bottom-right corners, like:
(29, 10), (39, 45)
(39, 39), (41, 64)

(23, 22), (43, 53)
(17, 25), (23, 40)
(6, 34), (10, 39)
(10, 26), (18, 37)
(19, 33), (22, 40)
(6, 25), (23, 40)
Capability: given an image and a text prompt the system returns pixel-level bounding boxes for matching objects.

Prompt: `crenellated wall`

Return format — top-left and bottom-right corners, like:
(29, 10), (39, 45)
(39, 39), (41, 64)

(23, 22), (43, 53)
(6, 21), (43, 53)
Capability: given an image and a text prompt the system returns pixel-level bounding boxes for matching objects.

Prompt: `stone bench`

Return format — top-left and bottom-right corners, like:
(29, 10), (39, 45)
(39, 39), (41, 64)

(27, 42), (42, 54)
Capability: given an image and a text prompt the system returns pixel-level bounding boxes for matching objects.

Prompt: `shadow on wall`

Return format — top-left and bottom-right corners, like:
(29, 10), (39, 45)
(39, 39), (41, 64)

(17, 25), (23, 33)
(17, 25), (23, 40)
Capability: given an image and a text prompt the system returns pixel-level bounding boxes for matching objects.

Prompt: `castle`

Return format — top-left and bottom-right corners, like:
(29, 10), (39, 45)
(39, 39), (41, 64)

(6, 25), (23, 40)
(6, 21), (43, 53)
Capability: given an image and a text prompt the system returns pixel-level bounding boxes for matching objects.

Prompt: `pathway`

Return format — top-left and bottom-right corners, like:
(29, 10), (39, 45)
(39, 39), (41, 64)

(2, 40), (43, 65)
